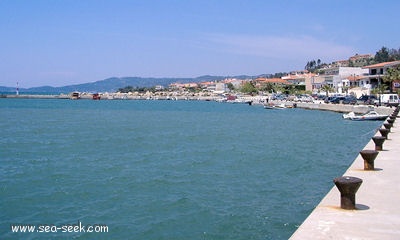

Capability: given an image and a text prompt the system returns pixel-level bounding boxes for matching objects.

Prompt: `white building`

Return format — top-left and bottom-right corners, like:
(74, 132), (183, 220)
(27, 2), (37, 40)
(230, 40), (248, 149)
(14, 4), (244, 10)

(363, 60), (400, 88)
(322, 67), (369, 93)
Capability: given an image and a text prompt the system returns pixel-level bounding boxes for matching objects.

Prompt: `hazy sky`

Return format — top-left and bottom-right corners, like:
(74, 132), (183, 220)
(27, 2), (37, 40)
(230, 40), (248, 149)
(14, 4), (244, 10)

(1, 0), (399, 88)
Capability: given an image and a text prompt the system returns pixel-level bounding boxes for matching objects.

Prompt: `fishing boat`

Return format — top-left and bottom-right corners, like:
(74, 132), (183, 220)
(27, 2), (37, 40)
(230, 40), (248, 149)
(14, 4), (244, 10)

(342, 111), (388, 121)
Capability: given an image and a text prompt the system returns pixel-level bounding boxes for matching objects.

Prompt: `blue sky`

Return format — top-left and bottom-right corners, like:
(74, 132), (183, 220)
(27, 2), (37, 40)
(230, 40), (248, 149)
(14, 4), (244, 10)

(1, 0), (399, 88)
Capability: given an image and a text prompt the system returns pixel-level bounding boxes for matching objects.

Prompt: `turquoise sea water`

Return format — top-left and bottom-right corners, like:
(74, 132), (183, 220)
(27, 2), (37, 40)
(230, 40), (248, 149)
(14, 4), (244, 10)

(0, 99), (383, 240)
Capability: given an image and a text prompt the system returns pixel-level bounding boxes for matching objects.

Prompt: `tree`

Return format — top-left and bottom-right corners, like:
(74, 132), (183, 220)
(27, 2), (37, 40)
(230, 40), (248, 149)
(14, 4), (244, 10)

(289, 85), (297, 95)
(320, 85), (334, 97)
(389, 48), (400, 61)
(118, 86), (135, 93)
(383, 66), (400, 93)
(240, 81), (258, 95)
(305, 59), (325, 73)
(260, 82), (274, 93)
(226, 83), (235, 91)
(342, 85), (350, 94)
(374, 47), (390, 63)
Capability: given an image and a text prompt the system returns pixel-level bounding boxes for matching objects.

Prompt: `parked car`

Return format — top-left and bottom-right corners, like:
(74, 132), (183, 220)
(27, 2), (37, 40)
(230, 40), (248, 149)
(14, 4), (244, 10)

(272, 94), (288, 101)
(329, 96), (346, 104)
(357, 95), (377, 105)
(342, 95), (358, 105)
(324, 96), (335, 103)
(294, 94), (314, 102)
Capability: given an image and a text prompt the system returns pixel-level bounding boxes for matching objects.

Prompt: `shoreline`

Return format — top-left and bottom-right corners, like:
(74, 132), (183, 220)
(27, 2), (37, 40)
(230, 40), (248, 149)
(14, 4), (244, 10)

(1, 93), (394, 115)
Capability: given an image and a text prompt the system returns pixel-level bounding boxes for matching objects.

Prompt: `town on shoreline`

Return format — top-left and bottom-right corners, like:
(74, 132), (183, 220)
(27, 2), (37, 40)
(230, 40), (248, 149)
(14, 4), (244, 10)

(2, 91), (395, 117)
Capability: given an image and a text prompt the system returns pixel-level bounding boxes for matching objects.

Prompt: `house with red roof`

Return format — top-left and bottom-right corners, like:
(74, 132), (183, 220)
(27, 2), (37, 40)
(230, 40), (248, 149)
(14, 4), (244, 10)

(254, 78), (290, 89)
(363, 60), (400, 90)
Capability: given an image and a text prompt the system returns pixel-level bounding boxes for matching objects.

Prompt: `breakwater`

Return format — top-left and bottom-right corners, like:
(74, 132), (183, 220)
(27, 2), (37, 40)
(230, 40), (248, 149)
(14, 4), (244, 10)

(290, 107), (400, 239)
(1, 94), (70, 99)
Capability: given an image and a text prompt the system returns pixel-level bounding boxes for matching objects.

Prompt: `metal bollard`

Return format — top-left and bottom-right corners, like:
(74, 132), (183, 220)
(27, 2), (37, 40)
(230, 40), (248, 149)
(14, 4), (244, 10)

(387, 119), (394, 126)
(383, 123), (392, 131)
(360, 150), (379, 170)
(379, 128), (390, 139)
(333, 176), (363, 210)
(372, 136), (386, 151)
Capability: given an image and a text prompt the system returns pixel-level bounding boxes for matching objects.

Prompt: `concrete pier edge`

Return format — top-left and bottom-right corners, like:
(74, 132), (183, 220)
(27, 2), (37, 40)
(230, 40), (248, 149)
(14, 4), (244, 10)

(290, 107), (400, 239)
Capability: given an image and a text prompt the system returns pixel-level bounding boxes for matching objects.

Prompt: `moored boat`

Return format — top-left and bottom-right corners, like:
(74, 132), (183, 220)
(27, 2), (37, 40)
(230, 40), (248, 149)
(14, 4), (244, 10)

(70, 92), (80, 100)
(264, 103), (287, 110)
(92, 93), (101, 100)
(343, 110), (388, 121)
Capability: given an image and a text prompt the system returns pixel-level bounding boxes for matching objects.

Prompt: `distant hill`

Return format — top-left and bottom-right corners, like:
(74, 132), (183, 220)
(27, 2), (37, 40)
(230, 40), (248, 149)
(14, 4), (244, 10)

(0, 75), (256, 93)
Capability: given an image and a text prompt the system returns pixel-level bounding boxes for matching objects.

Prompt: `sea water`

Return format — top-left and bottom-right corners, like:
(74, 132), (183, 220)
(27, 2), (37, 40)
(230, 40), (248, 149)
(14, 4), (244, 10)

(0, 99), (383, 240)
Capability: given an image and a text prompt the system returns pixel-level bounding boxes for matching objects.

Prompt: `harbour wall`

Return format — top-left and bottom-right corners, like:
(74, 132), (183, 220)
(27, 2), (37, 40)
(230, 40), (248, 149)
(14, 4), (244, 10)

(293, 101), (393, 115)
(289, 107), (400, 239)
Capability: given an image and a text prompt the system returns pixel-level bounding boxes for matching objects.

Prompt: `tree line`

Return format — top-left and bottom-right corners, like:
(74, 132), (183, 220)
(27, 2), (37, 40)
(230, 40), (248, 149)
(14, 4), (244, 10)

(118, 86), (156, 93)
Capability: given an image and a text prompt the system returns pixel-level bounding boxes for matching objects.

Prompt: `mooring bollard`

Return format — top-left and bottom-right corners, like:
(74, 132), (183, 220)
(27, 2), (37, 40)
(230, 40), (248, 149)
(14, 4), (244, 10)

(389, 115), (396, 121)
(372, 136), (385, 151)
(379, 128), (390, 139)
(387, 119), (394, 126)
(360, 150), (379, 170)
(333, 176), (363, 210)
(383, 123), (392, 131)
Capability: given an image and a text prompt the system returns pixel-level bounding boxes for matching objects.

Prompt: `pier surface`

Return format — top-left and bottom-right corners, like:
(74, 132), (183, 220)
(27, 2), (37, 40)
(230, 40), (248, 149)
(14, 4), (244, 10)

(290, 109), (400, 239)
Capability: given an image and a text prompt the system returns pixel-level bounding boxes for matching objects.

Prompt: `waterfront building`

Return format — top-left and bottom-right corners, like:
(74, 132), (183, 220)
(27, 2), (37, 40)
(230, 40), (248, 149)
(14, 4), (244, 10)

(310, 75), (327, 92)
(254, 77), (290, 89)
(363, 60), (400, 90)
(155, 85), (165, 91)
(318, 67), (369, 94)
(214, 82), (228, 93)
(282, 71), (315, 92)
(223, 78), (245, 90)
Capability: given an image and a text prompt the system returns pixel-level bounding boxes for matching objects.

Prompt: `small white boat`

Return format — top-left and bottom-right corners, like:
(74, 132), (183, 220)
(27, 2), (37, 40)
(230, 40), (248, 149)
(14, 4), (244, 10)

(264, 103), (287, 110)
(343, 111), (388, 121)
(342, 112), (356, 119)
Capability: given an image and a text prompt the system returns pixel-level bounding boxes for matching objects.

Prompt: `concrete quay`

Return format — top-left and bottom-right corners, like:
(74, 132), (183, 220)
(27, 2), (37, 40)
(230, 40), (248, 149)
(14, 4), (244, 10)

(290, 108), (400, 239)
(294, 101), (394, 115)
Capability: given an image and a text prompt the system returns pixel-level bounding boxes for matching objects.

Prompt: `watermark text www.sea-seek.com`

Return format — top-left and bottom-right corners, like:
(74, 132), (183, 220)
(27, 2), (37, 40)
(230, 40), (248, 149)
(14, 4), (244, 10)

(10, 220), (108, 233)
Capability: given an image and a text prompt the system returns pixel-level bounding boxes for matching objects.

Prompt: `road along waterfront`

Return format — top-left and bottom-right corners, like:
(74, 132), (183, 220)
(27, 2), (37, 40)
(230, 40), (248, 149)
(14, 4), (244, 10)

(290, 107), (400, 239)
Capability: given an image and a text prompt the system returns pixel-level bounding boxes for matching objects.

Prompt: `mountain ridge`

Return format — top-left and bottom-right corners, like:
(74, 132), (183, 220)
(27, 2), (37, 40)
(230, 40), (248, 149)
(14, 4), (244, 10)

(0, 75), (257, 93)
